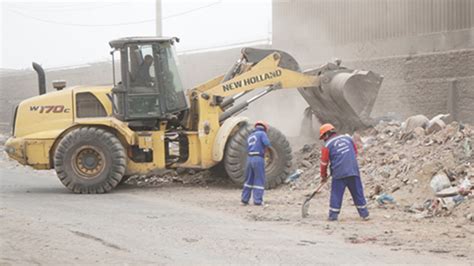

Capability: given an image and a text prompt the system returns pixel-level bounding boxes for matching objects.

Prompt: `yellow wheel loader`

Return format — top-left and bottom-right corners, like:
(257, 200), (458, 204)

(4, 37), (382, 193)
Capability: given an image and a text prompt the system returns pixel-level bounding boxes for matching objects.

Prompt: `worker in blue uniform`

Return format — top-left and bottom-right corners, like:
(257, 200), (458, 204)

(241, 121), (271, 206)
(319, 123), (369, 221)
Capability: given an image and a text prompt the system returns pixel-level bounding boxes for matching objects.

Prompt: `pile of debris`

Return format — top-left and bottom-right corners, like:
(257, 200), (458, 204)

(125, 168), (230, 187)
(293, 114), (473, 219)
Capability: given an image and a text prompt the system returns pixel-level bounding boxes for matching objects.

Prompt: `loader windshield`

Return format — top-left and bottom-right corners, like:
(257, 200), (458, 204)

(112, 41), (188, 120)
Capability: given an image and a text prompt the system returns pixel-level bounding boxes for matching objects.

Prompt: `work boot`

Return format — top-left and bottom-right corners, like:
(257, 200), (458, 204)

(361, 215), (370, 221)
(327, 216), (338, 221)
(241, 200), (249, 206)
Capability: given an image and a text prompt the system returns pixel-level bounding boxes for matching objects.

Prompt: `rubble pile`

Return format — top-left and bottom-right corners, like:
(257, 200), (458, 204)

(293, 115), (474, 219)
(126, 169), (230, 187)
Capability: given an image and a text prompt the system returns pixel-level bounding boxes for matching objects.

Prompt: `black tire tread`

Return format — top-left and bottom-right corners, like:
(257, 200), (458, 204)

(54, 127), (126, 194)
(223, 124), (292, 189)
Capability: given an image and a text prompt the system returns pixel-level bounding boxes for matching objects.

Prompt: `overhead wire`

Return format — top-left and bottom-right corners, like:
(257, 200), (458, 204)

(4, 1), (223, 27)
(6, 3), (122, 12)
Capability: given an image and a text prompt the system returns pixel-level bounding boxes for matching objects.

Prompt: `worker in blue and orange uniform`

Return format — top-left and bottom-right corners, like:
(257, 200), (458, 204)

(319, 123), (369, 221)
(241, 121), (271, 206)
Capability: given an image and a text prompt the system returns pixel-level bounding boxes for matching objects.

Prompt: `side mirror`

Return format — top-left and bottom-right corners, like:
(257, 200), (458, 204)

(52, 80), (67, 91)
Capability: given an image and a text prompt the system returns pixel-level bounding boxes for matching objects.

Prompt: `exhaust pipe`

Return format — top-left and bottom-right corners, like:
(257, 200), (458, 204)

(32, 62), (46, 95)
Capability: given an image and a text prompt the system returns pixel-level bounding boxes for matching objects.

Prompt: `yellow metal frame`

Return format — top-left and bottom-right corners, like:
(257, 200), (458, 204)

(6, 52), (322, 174)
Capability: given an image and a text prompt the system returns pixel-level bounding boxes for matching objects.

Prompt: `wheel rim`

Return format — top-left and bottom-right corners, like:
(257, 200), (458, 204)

(265, 147), (279, 171)
(71, 145), (106, 179)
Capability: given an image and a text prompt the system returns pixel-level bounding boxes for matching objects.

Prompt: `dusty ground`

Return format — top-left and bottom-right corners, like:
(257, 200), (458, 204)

(123, 181), (473, 262)
(1, 127), (473, 263)
(2, 159), (467, 264)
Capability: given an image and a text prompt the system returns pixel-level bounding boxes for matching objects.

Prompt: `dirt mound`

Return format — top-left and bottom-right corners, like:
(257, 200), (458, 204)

(293, 117), (474, 219)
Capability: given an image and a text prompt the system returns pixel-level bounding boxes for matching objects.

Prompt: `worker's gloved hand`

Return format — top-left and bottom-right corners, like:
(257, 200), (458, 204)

(321, 175), (328, 183)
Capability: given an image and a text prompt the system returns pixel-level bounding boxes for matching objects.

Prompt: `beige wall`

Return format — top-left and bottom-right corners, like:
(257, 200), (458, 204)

(270, 0), (474, 127)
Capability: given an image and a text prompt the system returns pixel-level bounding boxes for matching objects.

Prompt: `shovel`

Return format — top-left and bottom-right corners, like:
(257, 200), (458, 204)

(301, 181), (327, 218)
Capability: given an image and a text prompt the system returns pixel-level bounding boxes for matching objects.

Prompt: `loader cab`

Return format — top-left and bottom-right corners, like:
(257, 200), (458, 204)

(109, 37), (188, 123)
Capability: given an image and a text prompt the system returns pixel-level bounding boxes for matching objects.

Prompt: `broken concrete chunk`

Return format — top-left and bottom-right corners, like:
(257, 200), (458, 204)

(403, 115), (429, 132)
(413, 127), (425, 137)
(463, 138), (472, 158)
(301, 160), (313, 168)
(430, 114), (451, 124)
(435, 187), (459, 197)
(430, 172), (452, 193)
(426, 119), (446, 135)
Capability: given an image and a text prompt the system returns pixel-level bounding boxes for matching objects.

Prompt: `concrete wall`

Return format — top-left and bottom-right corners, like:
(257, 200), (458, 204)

(271, 0), (474, 128)
(273, 0), (474, 60)
(344, 49), (474, 122)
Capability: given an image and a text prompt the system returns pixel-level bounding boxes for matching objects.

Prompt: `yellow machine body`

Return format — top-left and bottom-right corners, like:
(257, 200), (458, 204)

(6, 52), (319, 172)
(5, 38), (382, 194)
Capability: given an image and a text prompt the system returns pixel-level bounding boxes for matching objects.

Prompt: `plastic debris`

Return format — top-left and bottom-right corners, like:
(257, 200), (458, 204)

(376, 193), (395, 205)
(463, 138), (472, 158)
(285, 169), (303, 184)
(458, 177), (472, 195)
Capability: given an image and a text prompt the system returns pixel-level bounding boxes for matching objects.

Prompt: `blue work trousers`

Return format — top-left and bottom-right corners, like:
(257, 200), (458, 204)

(241, 156), (265, 205)
(329, 176), (369, 220)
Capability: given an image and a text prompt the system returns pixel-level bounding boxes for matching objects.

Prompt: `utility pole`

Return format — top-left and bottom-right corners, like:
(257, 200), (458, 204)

(156, 0), (162, 36)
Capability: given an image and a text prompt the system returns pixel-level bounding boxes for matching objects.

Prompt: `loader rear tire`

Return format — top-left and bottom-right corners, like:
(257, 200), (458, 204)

(54, 127), (126, 194)
(224, 124), (292, 189)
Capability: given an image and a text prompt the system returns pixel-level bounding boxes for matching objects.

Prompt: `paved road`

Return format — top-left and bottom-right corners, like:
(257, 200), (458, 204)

(0, 168), (465, 265)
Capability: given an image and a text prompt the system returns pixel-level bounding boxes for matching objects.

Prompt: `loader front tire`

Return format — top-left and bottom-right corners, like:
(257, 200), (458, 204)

(224, 124), (292, 189)
(54, 127), (126, 194)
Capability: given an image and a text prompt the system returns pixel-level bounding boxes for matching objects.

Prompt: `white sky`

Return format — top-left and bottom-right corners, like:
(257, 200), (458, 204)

(0, 0), (272, 70)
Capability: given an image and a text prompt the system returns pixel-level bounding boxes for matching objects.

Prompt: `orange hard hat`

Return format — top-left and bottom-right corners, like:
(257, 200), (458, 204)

(255, 120), (268, 131)
(319, 123), (335, 139)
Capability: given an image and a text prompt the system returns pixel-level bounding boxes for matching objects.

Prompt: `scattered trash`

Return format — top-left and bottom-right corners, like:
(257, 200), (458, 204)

(458, 178), (472, 195)
(285, 169), (304, 184)
(376, 193), (395, 205)
(467, 213), (473, 222)
(426, 119), (446, 135)
(301, 160), (313, 169)
(346, 236), (377, 244)
(294, 115), (474, 220)
(452, 195), (465, 205)
(301, 144), (312, 153)
(463, 138), (472, 158)
(403, 115), (429, 132)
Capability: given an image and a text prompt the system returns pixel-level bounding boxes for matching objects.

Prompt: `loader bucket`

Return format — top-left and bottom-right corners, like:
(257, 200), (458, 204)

(298, 63), (383, 133)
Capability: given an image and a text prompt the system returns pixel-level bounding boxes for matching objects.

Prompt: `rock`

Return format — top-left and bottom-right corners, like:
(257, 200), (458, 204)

(435, 187), (459, 197)
(390, 154), (400, 163)
(379, 167), (391, 179)
(413, 127), (425, 137)
(430, 172), (451, 193)
(430, 114), (451, 124)
(467, 213), (473, 222)
(301, 144), (312, 153)
(463, 138), (472, 159)
(441, 152), (457, 171)
(176, 167), (187, 175)
(426, 119), (446, 135)
(403, 115), (429, 132)
(301, 160), (313, 168)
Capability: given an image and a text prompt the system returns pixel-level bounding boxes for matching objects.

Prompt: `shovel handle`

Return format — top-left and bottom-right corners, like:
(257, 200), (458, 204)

(308, 181), (326, 200)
